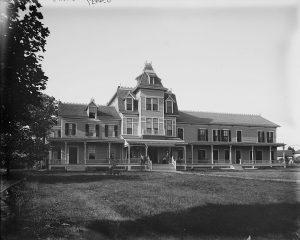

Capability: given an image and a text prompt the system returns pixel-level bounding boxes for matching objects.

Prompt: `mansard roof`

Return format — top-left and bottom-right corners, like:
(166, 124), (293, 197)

(58, 102), (121, 120)
(177, 111), (279, 127)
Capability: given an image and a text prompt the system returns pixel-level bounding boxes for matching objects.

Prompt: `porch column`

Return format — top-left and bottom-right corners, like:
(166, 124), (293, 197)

(269, 146), (272, 165)
(64, 141), (67, 164)
(211, 145), (214, 165)
(145, 144), (148, 157)
(48, 148), (52, 170)
(184, 146), (187, 165)
(191, 144), (194, 165)
(282, 145), (286, 167)
(229, 145), (232, 164)
(251, 146), (254, 165)
(128, 144), (131, 164)
(84, 142), (87, 165)
(121, 144), (123, 163)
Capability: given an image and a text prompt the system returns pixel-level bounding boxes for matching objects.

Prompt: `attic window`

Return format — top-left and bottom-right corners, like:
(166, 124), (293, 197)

(166, 100), (173, 114)
(89, 112), (95, 118)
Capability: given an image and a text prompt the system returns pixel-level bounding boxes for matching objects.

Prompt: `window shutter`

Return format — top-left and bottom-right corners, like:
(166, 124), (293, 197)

(197, 129), (200, 141)
(105, 125), (108, 137)
(85, 124), (89, 136)
(65, 123), (69, 135)
(72, 124), (76, 135)
(205, 129), (208, 141)
(218, 130), (221, 141)
(229, 130), (231, 142)
(221, 130), (224, 141)
(96, 125), (100, 137)
(262, 132), (265, 142)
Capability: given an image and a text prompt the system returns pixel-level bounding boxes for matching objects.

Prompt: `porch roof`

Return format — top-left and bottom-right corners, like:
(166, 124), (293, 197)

(124, 138), (186, 147)
(189, 141), (285, 147)
(48, 138), (124, 143)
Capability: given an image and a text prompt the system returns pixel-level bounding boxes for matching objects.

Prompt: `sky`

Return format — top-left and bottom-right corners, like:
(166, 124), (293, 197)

(40, 0), (300, 148)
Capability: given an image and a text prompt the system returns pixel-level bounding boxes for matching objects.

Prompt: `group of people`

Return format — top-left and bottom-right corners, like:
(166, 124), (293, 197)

(140, 154), (151, 170)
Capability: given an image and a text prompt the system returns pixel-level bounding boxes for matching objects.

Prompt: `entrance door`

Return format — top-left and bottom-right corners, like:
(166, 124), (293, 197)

(69, 147), (78, 164)
(148, 147), (158, 164)
(235, 150), (241, 164)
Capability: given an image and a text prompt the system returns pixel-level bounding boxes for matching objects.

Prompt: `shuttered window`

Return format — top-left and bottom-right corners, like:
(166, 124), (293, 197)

(198, 129), (208, 141)
(96, 125), (100, 137)
(65, 123), (76, 136)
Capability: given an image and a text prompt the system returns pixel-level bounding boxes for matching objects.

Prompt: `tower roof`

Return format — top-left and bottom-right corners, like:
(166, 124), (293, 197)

(143, 62), (155, 74)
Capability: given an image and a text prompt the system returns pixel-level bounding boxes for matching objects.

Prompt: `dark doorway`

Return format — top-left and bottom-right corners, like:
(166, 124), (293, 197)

(235, 150), (241, 164)
(69, 147), (78, 164)
(256, 150), (263, 161)
(148, 147), (158, 164)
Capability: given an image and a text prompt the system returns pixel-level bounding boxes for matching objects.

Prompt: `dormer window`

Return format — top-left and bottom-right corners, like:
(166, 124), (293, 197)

(126, 97), (133, 111)
(150, 77), (155, 85)
(166, 100), (173, 114)
(89, 112), (95, 118)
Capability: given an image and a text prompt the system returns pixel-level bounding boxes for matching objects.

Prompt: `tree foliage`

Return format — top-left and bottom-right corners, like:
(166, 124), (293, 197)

(0, 0), (53, 174)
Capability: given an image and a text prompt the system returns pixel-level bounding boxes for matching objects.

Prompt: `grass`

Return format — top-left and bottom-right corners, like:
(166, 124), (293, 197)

(1, 170), (299, 240)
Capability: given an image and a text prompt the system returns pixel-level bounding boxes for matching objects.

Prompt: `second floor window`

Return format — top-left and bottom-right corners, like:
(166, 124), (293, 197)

(85, 124), (95, 137)
(146, 98), (152, 110)
(213, 129), (220, 142)
(198, 129), (208, 141)
(177, 128), (184, 140)
(258, 131), (265, 143)
(165, 120), (173, 136)
(237, 130), (242, 142)
(126, 98), (133, 111)
(146, 118), (152, 134)
(153, 118), (158, 134)
(221, 130), (231, 142)
(65, 123), (76, 136)
(126, 118), (133, 135)
(105, 125), (118, 137)
(267, 131), (274, 143)
(153, 98), (158, 111)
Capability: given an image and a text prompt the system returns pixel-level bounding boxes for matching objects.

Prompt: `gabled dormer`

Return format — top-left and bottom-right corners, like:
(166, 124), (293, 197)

(164, 92), (179, 115)
(86, 98), (98, 119)
(124, 92), (137, 111)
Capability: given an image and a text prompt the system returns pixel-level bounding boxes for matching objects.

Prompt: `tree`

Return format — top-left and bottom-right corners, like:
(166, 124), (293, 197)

(0, 0), (50, 176)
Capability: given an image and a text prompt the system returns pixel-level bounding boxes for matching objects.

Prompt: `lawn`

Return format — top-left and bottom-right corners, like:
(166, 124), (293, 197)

(1, 170), (299, 240)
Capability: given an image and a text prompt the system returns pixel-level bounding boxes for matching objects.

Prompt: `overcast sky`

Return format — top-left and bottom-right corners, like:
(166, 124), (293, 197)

(41, 0), (300, 148)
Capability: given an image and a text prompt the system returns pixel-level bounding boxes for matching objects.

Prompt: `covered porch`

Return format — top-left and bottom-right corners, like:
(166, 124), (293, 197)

(186, 141), (286, 169)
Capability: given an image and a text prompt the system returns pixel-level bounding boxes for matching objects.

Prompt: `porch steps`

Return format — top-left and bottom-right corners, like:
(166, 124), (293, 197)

(66, 165), (86, 172)
(152, 164), (176, 172)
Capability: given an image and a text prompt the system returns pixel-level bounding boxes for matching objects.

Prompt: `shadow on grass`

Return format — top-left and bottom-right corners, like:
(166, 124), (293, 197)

(26, 172), (142, 184)
(87, 203), (299, 239)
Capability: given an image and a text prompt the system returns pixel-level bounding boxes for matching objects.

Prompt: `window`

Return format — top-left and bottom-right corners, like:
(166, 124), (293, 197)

(177, 128), (184, 140)
(237, 130), (242, 142)
(65, 123), (76, 136)
(153, 118), (158, 134)
(221, 130), (231, 142)
(267, 131), (274, 143)
(58, 130), (61, 138)
(146, 118), (152, 134)
(150, 77), (154, 85)
(88, 146), (96, 160)
(165, 120), (173, 136)
(258, 131), (265, 143)
(256, 150), (263, 160)
(146, 98), (152, 110)
(198, 129), (208, 141)
(89, 112), (95, 118)
(213, 129), (220, 142)
(271, 150), (275, 161)
(224, 149), (230, 161)
(198, 150), (206, 161)
(85, 124), (95, 137)
(53, 147), (61, 160)
(96, 125), (100, 137)
(126, 118), (133, 135)
(153, 98), (158, 111)
(105, 125), (109, 137)
(166, 100), (173, 114)
(126, 98), (133, 111)
(114, 125), (118, 137)
(213, 150), (219, 161)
